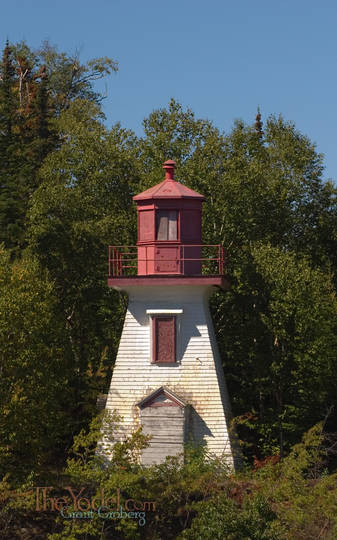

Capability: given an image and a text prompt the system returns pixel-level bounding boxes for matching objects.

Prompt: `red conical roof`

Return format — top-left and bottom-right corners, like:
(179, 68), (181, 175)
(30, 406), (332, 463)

(133, 160), (205, 202)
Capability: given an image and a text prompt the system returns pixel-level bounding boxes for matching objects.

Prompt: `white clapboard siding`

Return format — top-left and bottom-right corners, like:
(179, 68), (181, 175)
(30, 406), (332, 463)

(104, 285), (235, 468)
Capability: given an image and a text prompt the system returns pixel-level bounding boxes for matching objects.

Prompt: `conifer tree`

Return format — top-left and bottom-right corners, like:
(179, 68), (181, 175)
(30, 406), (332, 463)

(0, 41), (25, 250)
(0, 40), (15, 136)
(254, 106), (264, 138)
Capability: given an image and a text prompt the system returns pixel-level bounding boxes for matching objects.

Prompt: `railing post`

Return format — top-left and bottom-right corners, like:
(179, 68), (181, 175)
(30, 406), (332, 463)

(109, 244), (227, 277)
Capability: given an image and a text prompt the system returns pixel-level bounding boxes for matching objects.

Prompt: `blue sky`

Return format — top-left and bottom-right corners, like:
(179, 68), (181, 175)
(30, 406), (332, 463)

(2, 0), (337, 182)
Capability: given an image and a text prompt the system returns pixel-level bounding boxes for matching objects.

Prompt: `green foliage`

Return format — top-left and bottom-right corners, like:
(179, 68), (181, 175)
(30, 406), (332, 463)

(12, 40), (118, 114)
(179, 424), (337, 540)
(225, 244), (337, 456)
(256, 424), (337, 539)
(179, 494), (280, 540)
(65, 410), (151, 484)
(28, 100), (139, 426)
(0, 246), (73, 479)
(46, 417), (232, 540)
(0, 42), (28, 250)
(1, 414), (337, 539)
(47, 411), (151, 540)
(34, 40), (118, 113)
(0, 40), (117, 251)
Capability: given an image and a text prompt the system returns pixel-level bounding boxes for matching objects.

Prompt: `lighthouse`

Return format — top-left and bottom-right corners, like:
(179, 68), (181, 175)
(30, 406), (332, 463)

(104, 160), (235, 467)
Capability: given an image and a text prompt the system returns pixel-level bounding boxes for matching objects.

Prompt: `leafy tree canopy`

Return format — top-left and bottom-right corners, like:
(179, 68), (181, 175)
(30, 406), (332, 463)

(0, 40), (117, 251)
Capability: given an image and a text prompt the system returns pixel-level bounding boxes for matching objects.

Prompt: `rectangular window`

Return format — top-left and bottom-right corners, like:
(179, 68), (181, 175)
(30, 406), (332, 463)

(152, 316), (176, 363)
(156, 210), (178, 241)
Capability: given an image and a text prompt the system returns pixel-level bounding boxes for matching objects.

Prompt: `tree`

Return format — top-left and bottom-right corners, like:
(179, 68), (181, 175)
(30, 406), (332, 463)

(0, 40), (118, 252)
(12, 40), (118, 114)
(28, 100), (140, 427)
(221, 244), (337, 457)
(0, 41), (27, 250)
(0, 247), (74, 478)
(0, 41), (16, 137)
(36, 40), (118, 113)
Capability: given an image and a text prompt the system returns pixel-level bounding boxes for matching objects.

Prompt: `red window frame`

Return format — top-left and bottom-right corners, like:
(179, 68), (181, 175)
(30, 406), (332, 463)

(152, 316), (176, 364)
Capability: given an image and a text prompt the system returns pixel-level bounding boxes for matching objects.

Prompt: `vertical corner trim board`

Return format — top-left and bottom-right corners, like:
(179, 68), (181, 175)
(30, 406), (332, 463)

(104, 285), (235, 468)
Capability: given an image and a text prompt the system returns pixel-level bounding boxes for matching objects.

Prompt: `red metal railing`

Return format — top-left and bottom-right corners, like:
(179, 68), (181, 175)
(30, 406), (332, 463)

(108, 245), (226, 277)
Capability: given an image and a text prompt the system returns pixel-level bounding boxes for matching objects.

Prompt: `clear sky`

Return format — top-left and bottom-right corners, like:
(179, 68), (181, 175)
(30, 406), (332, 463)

(2, 0), (337, 182)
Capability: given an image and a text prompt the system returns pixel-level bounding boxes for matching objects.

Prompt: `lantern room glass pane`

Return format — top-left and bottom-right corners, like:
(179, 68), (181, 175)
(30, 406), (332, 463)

(156, 211), (178, 240)
(168, 211), (177, 240)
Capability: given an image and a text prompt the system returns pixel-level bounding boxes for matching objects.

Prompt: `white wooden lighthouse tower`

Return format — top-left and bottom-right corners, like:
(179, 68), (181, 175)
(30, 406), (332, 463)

(104, 160), (235, 467)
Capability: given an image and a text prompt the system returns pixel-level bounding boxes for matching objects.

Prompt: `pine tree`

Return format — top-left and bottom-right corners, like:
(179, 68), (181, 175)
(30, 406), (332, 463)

(254, 107), (264, 138)
(0, 40), (15, 137)
(0, 41), (26, 251)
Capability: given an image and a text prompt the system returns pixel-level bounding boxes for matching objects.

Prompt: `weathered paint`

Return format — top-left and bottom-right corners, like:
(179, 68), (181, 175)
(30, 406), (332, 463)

(138, 388), (187, 465)
(103, 285), (235, 467)
(152, 316), (176, 364)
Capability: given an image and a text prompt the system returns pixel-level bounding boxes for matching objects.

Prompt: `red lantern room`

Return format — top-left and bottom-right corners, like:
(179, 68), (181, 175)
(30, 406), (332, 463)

(133, 160), (205, 275)
(108, 160), (227, 285)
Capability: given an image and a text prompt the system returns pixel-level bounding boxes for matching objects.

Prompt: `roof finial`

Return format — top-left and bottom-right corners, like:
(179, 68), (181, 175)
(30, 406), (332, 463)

(163, 160), (176, 180)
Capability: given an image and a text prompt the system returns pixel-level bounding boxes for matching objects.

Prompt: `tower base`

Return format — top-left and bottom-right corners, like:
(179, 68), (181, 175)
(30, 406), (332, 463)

(102, 284), (236, 468)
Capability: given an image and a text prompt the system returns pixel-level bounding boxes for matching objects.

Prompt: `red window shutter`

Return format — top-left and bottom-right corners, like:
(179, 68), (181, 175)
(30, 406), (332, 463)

(153, 316), (176, 363)
(139, 210), (154, 241)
